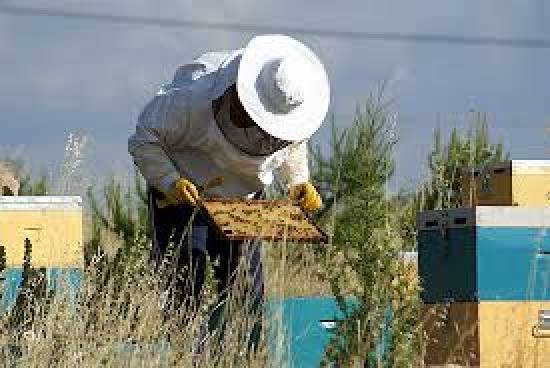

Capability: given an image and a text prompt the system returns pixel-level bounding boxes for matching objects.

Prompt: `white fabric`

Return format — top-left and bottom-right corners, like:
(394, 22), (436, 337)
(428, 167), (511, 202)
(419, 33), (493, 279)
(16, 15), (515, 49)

(237, 34), (330, 142)
(128, 48), (310, 197)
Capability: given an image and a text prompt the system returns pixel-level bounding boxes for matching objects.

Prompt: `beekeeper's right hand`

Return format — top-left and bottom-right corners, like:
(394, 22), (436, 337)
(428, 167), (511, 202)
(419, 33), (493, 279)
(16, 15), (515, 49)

(166, 178), (200, 206)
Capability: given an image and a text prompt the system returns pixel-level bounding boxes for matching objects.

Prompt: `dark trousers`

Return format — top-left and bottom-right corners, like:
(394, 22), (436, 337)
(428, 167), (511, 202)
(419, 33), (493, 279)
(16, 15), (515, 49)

(147, 187), (264, 349)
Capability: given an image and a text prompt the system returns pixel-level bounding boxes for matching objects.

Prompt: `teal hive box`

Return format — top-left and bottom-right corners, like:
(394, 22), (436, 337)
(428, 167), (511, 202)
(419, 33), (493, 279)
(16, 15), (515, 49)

(266, 297), (391, 368)
(417, 207), (550, 302)
(266, 297), (347, 367)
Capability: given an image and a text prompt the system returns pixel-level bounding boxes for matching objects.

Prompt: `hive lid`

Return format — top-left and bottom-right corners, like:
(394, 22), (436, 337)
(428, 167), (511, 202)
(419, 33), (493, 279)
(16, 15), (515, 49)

(0, 196), (82, 211)
(417, 206), (550, 229)
(201, 198), (329, 244)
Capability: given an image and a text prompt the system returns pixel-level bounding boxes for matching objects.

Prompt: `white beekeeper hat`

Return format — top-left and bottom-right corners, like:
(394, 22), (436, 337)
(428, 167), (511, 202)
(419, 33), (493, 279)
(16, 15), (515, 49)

(236, 34), (330, 142)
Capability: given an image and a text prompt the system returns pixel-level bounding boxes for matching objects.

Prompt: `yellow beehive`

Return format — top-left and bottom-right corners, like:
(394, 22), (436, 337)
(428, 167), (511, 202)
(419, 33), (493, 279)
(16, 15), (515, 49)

(461, 160), (550, 207)
(0, 196), (83, 268)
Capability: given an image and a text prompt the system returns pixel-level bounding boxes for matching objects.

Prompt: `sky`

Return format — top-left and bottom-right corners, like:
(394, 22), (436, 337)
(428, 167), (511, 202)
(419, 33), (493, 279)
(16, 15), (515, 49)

(1, 0), (550, 193)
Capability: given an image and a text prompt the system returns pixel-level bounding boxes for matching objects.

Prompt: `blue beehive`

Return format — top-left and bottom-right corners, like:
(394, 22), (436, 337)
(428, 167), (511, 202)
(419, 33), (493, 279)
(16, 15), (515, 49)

(266, 297), (392, 367)
(418, 206), (550, 302)
(266, 297), (347, 367)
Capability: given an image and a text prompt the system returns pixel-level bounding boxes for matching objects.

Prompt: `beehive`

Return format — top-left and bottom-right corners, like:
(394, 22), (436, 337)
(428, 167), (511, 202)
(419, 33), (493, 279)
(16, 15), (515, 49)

(0, 196), (83, 310)
(461, 160), (550, 207)
(418, 207), (550, 367)
(201, 198), (328, 244)
(266, 297), (373, 367)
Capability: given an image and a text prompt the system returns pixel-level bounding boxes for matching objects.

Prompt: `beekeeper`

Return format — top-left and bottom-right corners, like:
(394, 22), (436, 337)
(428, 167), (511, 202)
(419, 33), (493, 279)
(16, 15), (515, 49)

(128, 34), (330, 338)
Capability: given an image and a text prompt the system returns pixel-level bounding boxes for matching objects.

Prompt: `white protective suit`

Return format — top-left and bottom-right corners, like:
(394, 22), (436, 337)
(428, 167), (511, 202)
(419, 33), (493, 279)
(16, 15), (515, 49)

(128, 49), (310, 198)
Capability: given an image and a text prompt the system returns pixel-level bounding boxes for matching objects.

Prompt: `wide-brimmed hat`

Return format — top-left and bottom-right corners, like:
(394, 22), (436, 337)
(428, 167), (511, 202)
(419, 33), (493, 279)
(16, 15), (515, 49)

(236, 34), (330, 142)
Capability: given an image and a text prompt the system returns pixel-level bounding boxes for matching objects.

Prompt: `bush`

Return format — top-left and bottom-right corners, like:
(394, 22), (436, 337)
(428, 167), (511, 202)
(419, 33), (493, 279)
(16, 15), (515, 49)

(312, 93), (422, 366)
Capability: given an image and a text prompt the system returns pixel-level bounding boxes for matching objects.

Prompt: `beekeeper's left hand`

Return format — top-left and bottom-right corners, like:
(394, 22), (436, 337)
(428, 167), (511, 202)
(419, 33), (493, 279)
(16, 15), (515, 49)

(289, 182), (322, 212)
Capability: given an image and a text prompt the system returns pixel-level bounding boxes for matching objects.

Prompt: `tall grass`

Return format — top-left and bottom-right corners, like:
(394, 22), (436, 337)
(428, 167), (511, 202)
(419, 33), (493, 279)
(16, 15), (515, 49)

(0, 251), (271, 367)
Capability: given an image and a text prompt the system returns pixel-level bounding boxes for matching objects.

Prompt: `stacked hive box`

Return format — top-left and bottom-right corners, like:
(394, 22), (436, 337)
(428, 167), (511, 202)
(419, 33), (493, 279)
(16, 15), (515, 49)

(418, 160), (550, 367)
(461, 159), (550, 207)
(0, 196), (83, 310)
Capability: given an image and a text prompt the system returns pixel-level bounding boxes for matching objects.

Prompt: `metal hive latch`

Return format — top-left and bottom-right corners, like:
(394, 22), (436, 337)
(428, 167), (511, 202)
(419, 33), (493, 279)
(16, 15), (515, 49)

(539, 310), (550, 329)
(533, 310), (550, 338)
(319, 320), (337, 330)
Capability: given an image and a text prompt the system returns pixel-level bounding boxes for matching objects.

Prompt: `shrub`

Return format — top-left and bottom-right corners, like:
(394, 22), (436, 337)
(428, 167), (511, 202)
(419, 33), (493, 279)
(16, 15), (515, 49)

(312, 92), (422, 366)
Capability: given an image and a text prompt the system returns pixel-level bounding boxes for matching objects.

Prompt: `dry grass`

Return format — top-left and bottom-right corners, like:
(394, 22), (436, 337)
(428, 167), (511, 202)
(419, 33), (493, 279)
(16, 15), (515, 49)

(0, 224), (429, 367)
(0, 215), (337, 367)
(0, 245), (274, 367)
(263, 242), (332, 298)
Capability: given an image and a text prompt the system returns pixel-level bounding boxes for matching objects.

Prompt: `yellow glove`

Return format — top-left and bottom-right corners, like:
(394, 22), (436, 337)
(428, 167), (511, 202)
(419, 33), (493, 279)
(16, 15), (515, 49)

(165, 178), (200, 206)
(289, 182), (322, 212)
(157, 176), (224, 208)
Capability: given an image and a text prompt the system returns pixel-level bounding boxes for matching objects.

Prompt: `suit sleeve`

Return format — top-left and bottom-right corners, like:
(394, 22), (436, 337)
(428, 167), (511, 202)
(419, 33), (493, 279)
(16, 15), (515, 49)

(277, 140), (310, 187)
(128, 87), (193, 194)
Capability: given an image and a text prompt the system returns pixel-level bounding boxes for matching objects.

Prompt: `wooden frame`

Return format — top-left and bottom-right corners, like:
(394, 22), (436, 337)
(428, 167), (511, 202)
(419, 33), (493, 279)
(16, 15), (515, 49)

(201, 198), (329, 244)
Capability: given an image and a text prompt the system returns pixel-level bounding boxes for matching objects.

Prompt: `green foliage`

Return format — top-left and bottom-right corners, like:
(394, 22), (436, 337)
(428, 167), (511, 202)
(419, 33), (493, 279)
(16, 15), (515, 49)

(310, 103), (396, 223)
(417, 112), (509, 210)
(312, 98), (396, 239)
(386, 191), (418, 251)
(82, 170), (152, 337)
(312, 94), (422, 366)
(86, 169), (150, 274)
(19, 174), (50, 196)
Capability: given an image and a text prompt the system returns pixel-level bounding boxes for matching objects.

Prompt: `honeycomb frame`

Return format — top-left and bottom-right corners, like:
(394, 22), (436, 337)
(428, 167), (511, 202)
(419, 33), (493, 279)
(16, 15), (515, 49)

(201, 198), (329, 244)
